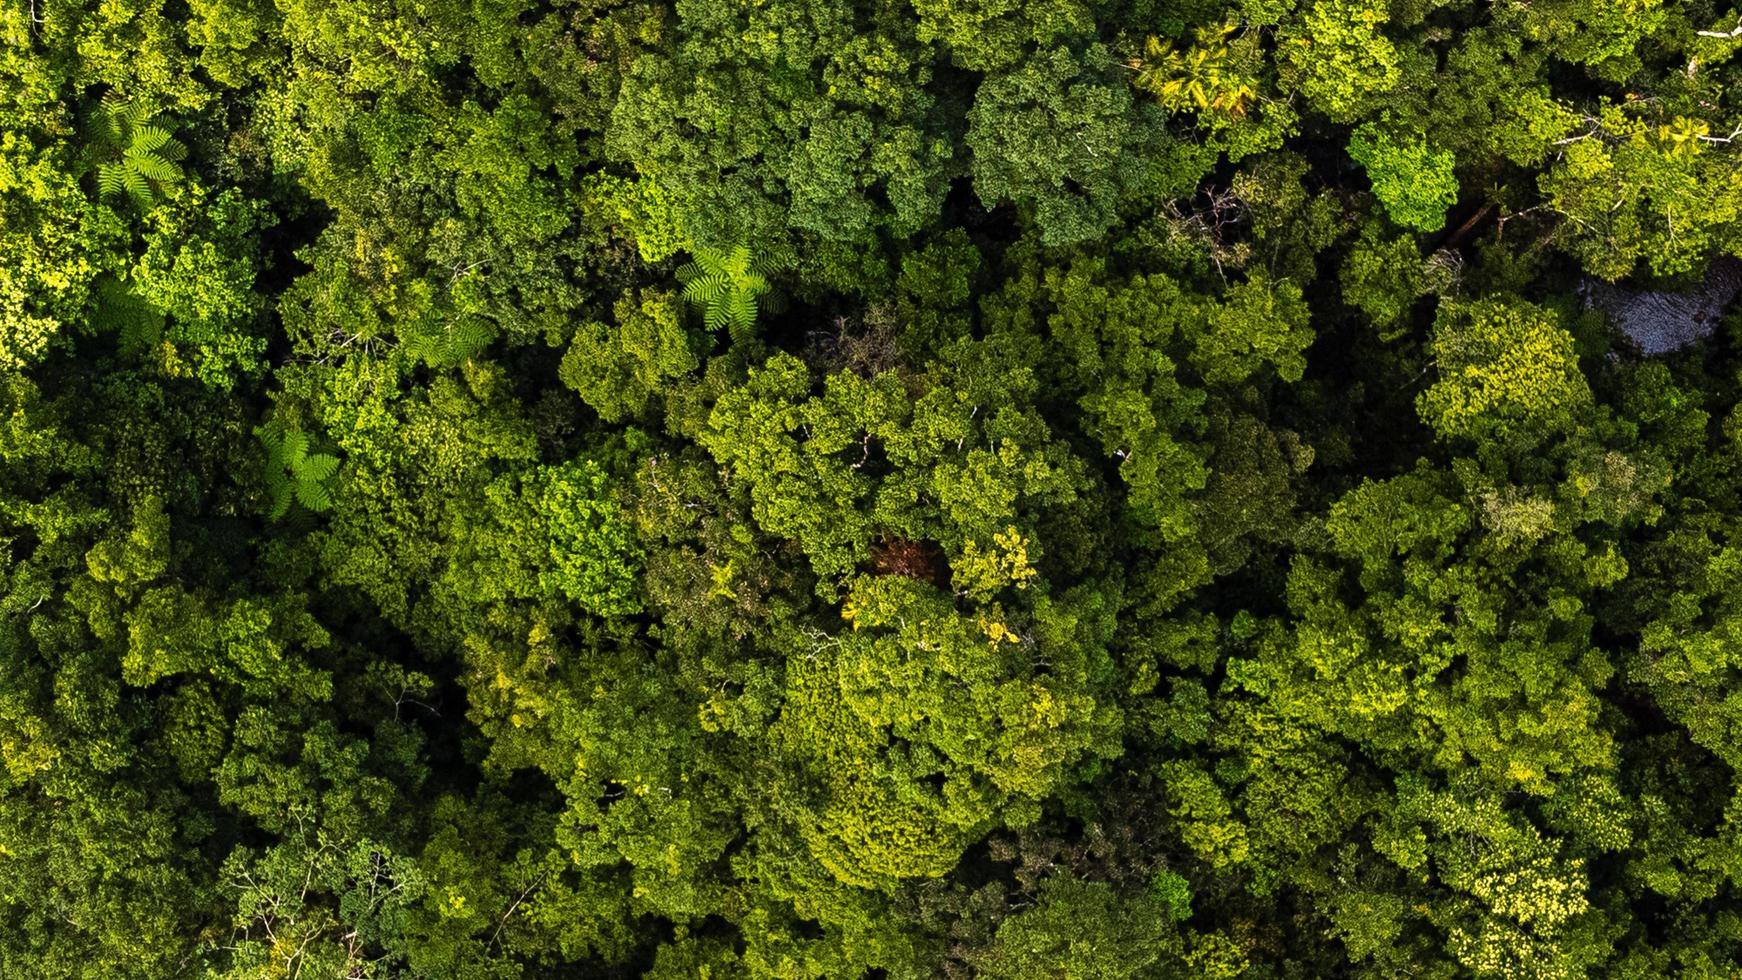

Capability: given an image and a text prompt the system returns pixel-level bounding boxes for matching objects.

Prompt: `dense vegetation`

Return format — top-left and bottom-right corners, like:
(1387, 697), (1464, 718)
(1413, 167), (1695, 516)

(10, 1), (1742, 976)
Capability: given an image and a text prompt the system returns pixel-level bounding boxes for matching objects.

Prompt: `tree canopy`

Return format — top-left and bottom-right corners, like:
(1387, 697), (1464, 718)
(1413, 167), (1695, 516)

(9, 0), (1742, 977)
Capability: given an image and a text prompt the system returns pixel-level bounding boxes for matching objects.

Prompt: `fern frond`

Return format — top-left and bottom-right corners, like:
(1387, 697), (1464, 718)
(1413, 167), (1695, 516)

(263, 461), (291, 496)
(120, 99), (154, 134)
(131, 125), (171, 153)
(726, 290), (758, 331)
(683, 272), (731, 306)
(279, 430), (309, 466)
(95, 277), (166, 349)
(691, 249), (726, 277)
(158, 137), (187, 163)
(80, 110), (109, 148)
(677, 244), (784, 334)
(446, 314), (492, 362)
(402, 313), (497, 367)
(98, 163), (128, 197)
(126, 149), (178, 182)
(123, 168), (155, 209)
(295, 453), (339, 484)
(397, 323), (435, 365)
(98, 92), (129, 143)
(703, 299), (729, 332)
(721, 246), (752, 278)
(294, 480), (333, 512)
(256, 421), (342, 520)
(258, 424), (294, 519)
(120, 316), (165, 351)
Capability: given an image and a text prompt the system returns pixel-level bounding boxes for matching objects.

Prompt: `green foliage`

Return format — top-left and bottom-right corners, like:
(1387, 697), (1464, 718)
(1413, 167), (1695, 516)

(911, 0), (1093, 72)
(1349, 122), (1459, 232)
(10, 1), (1742, 977)
(0, 127), (123, 370)
(87, 94), (186, 209)
(1539, 103), (1742, 279)
(973, 877), (1180, 977)
(581, 171), (691, 263)
(605, 2), (951, 245)
(560, 288), (698, 422)
(1340, 224), (1438, 331)
(1131, 24), (1260, 118)
(527, 458), (643, 617)
(398, 313), (495, 369)
(676, 244), (785, 337)
(1418, 299), (1592, 443)
(94, 276), (166, 352)
(1500, 0), (1666, 80)
(1281, 0), (1400, 121)
(257, 420), (342, 518)
(128, 184), (270, 388)
(968, 45), (1162, 246)
(208, 836), (425, 979)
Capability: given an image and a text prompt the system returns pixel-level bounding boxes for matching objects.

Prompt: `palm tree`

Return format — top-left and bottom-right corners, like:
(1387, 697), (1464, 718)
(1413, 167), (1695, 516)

(1130, 25), (1258, 118)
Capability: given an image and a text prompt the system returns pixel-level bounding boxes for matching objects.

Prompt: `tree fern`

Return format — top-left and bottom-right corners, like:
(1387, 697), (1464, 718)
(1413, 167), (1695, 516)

(256, 421), (342, 520)
(93, 277), (165, 351)
(676, 244), (788, 338)
(88, 93), (186, 209)
(400, 312), (497, 368)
